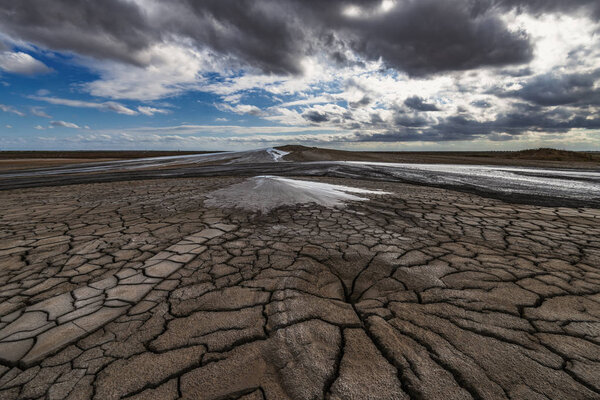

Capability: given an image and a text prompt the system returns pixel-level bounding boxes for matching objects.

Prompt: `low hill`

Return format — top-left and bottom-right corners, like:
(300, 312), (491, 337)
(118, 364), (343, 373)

(276, 146), (600, 168)
(506, 148), (597, 162)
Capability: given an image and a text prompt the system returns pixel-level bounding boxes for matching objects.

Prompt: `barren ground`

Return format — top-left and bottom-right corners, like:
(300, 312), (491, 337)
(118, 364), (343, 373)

(0, 176), (599, 399)
(2, 147), (599, 172)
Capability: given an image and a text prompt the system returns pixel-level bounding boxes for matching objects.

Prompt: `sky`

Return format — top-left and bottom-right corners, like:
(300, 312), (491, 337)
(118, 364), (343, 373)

(0, 0), (599, 151)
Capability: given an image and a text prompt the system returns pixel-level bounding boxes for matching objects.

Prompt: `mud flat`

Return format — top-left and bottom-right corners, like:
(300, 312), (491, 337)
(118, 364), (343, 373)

(0, 173), (599, 399)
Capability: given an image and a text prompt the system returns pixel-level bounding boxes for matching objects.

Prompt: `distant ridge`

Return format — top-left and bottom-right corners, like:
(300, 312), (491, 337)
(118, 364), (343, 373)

(506, 148), (596, 162)
(275, 145), (600, 168)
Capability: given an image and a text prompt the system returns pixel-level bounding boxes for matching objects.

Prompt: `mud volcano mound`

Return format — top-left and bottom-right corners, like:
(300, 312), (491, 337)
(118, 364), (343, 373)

(204, 176), (387, 213)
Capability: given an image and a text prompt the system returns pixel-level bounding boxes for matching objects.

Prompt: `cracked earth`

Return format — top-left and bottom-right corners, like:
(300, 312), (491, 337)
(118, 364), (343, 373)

(0, 176), (599, 399)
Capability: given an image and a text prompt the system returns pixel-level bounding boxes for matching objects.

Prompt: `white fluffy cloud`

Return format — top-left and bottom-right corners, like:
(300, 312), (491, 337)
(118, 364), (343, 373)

(0, 51), (51, 75)
(51, 120), (80, 129)
(216, 103), (263, 116)
(31, 96), (138, 116)
(137, 106), (170, 116)
(83, 42), (219, 101)
(0, 103), (25, 116)
(30, 107), (52, 118)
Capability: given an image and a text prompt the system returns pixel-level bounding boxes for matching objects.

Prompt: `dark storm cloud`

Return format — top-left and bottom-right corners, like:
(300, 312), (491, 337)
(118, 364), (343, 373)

(168, 0), (308, 74)
(349, 95), (372, 108)
(370, 113), (384, 124)
(394, 113), (430, 127)
(0, 0), (153, 65)
(356, 106), (600, 142)
(303, 110), (330, 123)
(471, 100), (493, 108)
(0, 0), (549, 76)
(404, 96), (440, 111)
(500, 67), (533, 77)
(344, 0), (532, 76)
(508, 69), (600, 106)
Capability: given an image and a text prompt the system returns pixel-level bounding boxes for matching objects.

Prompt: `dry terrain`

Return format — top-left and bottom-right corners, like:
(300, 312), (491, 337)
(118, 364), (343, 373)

(2, 148), (599, 172)
(0, 175), (599, 399)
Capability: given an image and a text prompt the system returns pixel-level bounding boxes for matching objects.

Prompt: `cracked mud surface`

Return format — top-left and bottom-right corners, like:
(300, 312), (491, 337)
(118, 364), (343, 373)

(0, 176), (599, 399)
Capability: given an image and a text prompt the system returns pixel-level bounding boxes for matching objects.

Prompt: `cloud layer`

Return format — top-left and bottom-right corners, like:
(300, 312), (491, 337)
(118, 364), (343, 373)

(0, 0), (599, 149)
(0, 0), (542, 75)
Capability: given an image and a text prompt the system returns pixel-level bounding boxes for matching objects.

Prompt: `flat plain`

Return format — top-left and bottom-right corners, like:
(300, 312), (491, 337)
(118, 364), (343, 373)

(0, 148), (599, 399)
